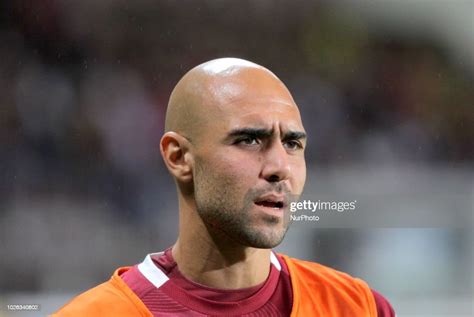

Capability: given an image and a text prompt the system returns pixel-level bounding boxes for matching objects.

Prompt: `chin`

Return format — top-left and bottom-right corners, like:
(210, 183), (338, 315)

(239, 226), (288, 249)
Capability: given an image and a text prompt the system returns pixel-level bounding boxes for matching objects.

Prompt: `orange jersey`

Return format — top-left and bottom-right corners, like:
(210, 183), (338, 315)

(53, 254), (377, 316)
(280, 255), (377, 316)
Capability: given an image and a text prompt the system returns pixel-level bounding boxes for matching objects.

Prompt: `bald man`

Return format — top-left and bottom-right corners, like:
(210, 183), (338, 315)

(53, 58), (395, 316)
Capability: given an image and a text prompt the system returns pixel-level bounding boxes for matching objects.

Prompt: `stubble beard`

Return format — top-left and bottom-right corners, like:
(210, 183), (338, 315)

(193, 161), (292, 249)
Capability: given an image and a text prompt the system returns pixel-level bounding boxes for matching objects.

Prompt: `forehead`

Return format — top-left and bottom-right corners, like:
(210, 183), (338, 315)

(207, 67), (291, 104)
(223, 98), (304, 132)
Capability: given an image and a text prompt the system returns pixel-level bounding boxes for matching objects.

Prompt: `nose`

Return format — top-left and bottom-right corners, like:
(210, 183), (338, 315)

(260, 140), (291, 183)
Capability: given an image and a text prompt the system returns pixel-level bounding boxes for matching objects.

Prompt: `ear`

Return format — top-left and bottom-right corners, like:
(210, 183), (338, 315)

(160, 132), (193, 182)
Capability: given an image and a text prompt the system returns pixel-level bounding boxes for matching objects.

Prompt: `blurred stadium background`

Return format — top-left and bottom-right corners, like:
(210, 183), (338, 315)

(0, 1), (473, 316)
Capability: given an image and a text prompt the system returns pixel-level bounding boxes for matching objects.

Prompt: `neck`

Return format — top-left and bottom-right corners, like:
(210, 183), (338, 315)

(172, 195), (271, 289)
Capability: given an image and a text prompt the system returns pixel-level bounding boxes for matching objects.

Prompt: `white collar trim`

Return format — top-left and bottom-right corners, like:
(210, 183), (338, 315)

(270, 251), (282, 271)
(137, 252), (169, 289)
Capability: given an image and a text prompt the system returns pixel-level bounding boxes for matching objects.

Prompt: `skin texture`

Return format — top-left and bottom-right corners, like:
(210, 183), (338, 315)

(160, 58), (307, 289)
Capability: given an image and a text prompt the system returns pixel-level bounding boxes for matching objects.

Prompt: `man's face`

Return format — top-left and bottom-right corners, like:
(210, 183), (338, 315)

(191, 69), (307, 248)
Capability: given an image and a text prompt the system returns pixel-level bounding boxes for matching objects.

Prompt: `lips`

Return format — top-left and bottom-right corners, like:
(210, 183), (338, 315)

(254, 194), (286, 209)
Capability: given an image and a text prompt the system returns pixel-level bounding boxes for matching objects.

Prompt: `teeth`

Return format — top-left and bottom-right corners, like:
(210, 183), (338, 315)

(256, 201), (283, 208)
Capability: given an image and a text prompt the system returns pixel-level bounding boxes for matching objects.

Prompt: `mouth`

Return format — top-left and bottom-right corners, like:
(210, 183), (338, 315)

(255, 200), (284, 209)
(254, 195), (286, 210)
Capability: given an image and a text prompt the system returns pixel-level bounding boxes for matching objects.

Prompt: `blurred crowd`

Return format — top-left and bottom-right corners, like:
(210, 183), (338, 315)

(0, 0), (473, 293)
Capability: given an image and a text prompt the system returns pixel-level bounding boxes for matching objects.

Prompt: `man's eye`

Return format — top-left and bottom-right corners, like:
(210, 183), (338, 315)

(284, 140), (302, 150)
(236, 137), (259, 145)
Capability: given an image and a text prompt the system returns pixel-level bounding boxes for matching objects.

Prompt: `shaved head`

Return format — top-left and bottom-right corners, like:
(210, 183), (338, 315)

(164, 58), (296, 143)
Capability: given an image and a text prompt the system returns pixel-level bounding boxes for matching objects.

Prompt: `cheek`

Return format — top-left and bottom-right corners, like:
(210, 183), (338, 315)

(290, 159), (306, 193)
(212, 151), (259, 184)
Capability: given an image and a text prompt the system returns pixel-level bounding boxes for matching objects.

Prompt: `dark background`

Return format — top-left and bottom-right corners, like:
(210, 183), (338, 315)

(1, 1), (472, 316)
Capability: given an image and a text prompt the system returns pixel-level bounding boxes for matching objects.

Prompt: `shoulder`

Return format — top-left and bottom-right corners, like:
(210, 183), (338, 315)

(280, 254), (370, 291)
(372, 288), (396, 317)
(51, 267), (152, 317)
(279, 254), (395, 316)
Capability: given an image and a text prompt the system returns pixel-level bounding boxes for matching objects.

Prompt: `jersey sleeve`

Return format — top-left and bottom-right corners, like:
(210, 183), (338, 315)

(52, 268), (153, 317)
(371, 288), (396, 317)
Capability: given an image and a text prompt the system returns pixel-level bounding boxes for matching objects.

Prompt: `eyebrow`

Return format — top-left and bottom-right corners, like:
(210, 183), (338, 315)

(226, 128), (307, 141)
(282, 131), (307, 141)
